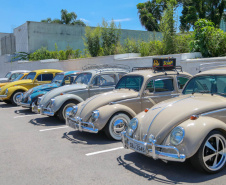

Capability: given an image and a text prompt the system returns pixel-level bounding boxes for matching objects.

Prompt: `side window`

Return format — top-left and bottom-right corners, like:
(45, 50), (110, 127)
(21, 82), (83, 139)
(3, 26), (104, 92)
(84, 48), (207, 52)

(42, 74), (53, 81)
(145, 80), (154, 93)
(37, 74), (42, 81)
(91, 75), (100, 86)
(100, 74), (116, 86)
(155, 78), (174, 92)
(177, 76), (189, 89)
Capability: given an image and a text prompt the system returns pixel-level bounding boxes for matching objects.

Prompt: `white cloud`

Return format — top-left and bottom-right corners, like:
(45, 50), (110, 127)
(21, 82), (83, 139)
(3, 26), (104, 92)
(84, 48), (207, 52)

(80, 18), (89, 23)
(108, 18), (132, 23)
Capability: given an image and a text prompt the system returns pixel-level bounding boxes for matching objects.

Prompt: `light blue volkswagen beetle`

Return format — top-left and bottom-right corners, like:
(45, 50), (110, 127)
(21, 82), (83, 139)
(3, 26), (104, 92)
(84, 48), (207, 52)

(17, 71), (80, 109)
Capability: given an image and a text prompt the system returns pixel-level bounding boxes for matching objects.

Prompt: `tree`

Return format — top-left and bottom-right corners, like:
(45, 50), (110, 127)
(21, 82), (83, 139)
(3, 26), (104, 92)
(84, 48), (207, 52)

(137, 0), (179, 31)
(41, 9), (86, 26)
(180, 0), (226, 31)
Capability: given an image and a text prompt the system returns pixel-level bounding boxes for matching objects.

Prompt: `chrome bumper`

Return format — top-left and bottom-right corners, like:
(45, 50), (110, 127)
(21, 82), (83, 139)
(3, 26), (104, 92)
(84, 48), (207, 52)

(66, 116), (98, 133)
(17, 102), (31, 108)
(121, 131), (186, 162)
(39, 105), (54, 116)
(32, 103), (40, 114)
(0, 95), (7, 98)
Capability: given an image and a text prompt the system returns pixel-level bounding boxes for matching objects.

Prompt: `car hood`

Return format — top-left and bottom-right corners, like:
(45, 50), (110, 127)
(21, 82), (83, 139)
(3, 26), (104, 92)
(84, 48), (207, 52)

(0, 79), (33, 94)
(40, 83), (88, 106)
(78, 89), (139, 121)
(0, 78), (9, 83)
(32, 83), (59, 93)
(138, 94), (226, 144)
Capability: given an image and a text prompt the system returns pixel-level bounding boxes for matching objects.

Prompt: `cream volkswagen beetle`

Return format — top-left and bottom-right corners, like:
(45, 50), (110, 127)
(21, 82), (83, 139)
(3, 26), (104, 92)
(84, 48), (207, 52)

(66, 60), (192, 140)
(122, 66), (226, 173)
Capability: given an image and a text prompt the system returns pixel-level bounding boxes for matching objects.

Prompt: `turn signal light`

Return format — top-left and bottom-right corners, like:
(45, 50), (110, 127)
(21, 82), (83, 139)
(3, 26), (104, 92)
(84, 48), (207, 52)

(60, 93), (64, 95)
(145, 108), (150, 113)
(190, 115), (199, 120)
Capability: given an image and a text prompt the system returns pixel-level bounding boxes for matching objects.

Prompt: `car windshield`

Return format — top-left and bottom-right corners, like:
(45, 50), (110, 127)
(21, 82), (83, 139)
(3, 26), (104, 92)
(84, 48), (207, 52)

(183, 75), (226, 97)
(26, 72), (36, 80)
(12, 74), (24, 81)
(73, 73), (92, 85)
(5, 72), (11, 78)
(51, 74), (64, 85)
(115, 75), (144, 92)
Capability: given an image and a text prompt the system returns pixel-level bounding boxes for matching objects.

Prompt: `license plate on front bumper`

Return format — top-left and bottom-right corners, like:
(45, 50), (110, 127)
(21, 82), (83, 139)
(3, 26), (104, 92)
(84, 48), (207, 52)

(128, 140), (146, 154)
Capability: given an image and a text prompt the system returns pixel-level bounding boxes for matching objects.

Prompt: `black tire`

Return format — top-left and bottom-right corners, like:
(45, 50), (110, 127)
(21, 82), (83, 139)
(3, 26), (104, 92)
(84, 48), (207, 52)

(10, 90), (24, 105)
(190, 130), (226, 174)
(104, 113), (130, 141)
(3, 100), (12, 104)
(57, 100), (78, 122)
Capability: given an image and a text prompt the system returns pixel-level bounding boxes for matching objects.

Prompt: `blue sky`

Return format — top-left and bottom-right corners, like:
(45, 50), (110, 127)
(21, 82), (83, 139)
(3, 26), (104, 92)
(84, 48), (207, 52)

(0, 0), (181, 33)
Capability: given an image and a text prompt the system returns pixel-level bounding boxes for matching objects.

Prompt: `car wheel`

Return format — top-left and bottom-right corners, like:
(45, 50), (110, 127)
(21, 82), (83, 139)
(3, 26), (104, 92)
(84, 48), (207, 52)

(190, 130), (226, 173)
(58, 100), (78, 122)
(105, 113), (130, 141)
(11, 90), (24, 105)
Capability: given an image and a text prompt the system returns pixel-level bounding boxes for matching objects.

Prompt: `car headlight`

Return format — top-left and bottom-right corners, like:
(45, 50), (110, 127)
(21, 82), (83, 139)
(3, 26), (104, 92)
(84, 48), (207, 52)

(49, 99), (55, 108)
(170, 126), (185, 146)
(127, 118), (138, 137)
(91, 110), (99, 121)
(5, 89), (8, 95)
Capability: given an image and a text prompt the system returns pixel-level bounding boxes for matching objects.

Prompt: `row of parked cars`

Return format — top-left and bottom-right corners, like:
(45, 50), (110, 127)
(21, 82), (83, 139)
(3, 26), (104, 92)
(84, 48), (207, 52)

(0, 58), (226, 174)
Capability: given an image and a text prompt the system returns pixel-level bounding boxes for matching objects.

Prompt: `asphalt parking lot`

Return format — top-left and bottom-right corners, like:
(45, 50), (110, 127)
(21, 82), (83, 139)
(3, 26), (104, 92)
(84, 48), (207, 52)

(0, 102), (225, 185)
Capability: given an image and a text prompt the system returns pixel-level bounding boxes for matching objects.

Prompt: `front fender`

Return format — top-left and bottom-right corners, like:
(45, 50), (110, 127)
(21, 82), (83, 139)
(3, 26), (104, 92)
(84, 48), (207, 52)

(52, 94), (84, 112)
(164, 116), (226, 158)
(94, 104), (137, 130)
(7, 86), (28, 98)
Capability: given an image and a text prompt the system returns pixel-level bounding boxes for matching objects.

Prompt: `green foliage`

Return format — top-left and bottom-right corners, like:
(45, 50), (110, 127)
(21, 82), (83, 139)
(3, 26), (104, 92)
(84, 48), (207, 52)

(124, 38), (140, 53)
(84, 26), (101, 57)
(101, 19), (121, 55)
(190, 19), (226, 57)
(41, 9), (86, 26)
(175, 33), (193, 53)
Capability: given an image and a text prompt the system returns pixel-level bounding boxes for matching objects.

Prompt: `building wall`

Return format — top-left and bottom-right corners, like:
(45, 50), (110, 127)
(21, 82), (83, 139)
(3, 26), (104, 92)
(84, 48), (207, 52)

(25, 21), (162, 53)
(220, 18), (226, 32)
(14, 22), (29, 53)
(0, 33), (11, 55)
(0, 34), (16, 55)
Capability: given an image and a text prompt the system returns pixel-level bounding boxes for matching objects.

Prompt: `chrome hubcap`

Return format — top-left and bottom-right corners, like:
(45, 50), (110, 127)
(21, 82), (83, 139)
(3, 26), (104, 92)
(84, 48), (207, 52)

(113, 119), (127, 135)
(65, 106), (73, 117)
(203, 134), (226, 171)
(14, 93), (22, 104)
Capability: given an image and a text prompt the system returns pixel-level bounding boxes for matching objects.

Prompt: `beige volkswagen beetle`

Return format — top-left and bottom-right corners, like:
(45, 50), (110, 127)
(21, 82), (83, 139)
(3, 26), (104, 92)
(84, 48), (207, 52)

(122, 66), (226, 173)
(66, 58), (192, 140)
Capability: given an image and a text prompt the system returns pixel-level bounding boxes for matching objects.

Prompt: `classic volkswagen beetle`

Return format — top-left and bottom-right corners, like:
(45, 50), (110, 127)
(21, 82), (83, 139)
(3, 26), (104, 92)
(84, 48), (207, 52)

(66, 59), (192, 140)
(17, 71), (80, 109)
(0, 70), (30, 83)
(35, 64), (129, 121)
(122, 66), (226, 173)
(0, 69), (62, 105)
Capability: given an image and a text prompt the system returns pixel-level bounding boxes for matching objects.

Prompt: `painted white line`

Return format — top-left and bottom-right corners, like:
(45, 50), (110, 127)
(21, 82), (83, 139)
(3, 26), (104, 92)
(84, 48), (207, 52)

(14, 115), (34, 118)
(39, 126), (68, 132)
(86, 147), (124, 156)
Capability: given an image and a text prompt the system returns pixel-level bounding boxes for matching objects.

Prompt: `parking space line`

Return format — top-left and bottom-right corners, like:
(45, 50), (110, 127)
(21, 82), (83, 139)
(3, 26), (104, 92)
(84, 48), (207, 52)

(39, 126), (68, 132)
(14, 115), (34, 118)
(86, 147), (123, 156)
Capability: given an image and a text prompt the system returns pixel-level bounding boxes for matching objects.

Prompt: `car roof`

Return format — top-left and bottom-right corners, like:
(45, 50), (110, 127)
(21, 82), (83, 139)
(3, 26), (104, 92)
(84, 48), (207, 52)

(29, 69), (63, 73)
(59, 71), (80, 76)
(124, 69), (191, 80)
(9, 70), (31, 73)
(196, 67), (226, 76)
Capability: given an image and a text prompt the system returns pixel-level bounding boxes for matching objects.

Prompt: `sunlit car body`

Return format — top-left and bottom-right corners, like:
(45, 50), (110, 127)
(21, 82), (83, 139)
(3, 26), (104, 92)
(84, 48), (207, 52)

(17, 71), (80, 109)
(0, 69), (63, 105)
(122, 67), (226, 173)
(35, 65), (129, 121)
(0, 70), (30, 83)
(66, 67), (191, 140)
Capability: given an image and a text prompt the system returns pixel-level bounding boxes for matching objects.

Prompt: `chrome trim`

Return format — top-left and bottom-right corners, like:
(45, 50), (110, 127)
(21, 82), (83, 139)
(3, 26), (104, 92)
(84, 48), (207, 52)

(66, 116), (98, 133)
(201, 108), (226, 116)
(32, 103), (40, 114)
(17, 102), (31, 108)
(122, 131), (186, 162)
(40, 106), (54, 116)
(170, 126), (185, 146)
(0, 95), (7, 98)
(110, 97), (140, 105)
(146, 96), (192, 135)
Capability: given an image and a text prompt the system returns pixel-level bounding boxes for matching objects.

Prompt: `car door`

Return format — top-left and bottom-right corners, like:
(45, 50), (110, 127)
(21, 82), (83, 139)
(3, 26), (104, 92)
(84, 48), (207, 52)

(34, 73), (54, 86)
(141, 77), (176, 110)
(89, 74), (116, 97)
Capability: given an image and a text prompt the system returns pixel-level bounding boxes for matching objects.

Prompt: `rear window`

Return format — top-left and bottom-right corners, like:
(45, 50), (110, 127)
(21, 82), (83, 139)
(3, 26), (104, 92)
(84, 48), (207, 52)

(37, 74), (54, 81)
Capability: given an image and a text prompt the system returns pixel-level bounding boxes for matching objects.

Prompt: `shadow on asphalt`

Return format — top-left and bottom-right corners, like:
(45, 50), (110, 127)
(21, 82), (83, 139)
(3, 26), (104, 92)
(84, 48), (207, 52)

(0, 103), (16, 108)
(117, 152), (226, 184)
(29, 116), (64, 127)
(62, 130), (119, 145)
(14, 108), (34, 115)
